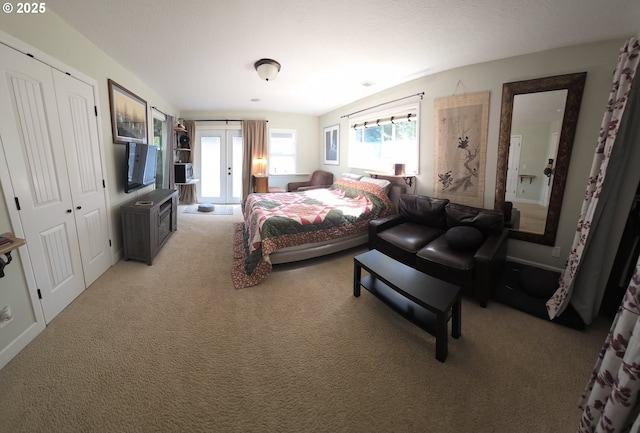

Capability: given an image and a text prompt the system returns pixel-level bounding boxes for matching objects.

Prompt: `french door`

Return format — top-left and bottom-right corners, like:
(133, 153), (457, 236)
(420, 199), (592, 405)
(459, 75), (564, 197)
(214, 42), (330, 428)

(195, 127), (243, 204)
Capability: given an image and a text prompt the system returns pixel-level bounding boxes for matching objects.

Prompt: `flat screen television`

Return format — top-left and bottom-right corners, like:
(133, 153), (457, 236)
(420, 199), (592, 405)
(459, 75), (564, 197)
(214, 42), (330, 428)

(125, 142), (158, 193)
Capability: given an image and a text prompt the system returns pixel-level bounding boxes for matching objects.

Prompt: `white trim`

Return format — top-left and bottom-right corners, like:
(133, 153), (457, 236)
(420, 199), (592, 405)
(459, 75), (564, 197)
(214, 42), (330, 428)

(0, 322), (44, 370)
(506, 255), (564, 273)
(152, 108), (167, 122)
(268, 128), (297, 175)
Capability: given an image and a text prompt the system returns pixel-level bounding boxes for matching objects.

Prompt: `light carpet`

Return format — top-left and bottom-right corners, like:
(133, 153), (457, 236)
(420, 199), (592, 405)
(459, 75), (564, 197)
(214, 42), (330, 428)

(0, 208), (611, 433)
(183, 204), (234, 215)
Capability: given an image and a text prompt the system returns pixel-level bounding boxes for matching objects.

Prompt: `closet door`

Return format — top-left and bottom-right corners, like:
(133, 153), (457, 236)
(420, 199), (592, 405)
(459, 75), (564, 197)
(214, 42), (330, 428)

(0, 43), (85, 323)
(53, 69), (111, 286)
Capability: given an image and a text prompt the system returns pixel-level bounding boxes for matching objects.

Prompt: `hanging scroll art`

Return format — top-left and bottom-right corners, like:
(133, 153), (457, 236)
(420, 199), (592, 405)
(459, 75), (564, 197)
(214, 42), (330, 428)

(433, 91), (490, 208)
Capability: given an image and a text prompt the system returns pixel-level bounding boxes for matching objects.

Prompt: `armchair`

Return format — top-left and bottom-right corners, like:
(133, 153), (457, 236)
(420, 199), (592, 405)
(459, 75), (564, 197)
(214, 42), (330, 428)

(287, 170), (334, 192)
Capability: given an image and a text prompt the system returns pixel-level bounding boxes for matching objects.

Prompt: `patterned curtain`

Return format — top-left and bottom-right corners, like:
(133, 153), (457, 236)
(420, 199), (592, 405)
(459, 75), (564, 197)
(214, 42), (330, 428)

(578, 256), (640, 432)
(241, 120), (267, 200)
(546, 37), (640, 321)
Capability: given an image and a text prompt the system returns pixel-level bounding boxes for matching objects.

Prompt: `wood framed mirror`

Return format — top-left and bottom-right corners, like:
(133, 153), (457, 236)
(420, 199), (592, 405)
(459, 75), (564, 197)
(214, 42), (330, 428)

(494, 72), (587, 245)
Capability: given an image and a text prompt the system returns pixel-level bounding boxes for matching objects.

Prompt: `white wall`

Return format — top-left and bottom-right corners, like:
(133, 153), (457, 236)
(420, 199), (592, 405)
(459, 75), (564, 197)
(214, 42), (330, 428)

(180, 110), (320, 190)
(320, 38), (627, 269)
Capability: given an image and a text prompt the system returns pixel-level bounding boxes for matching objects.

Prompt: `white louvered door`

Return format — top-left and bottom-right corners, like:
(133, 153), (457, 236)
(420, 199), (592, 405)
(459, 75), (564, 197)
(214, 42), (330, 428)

(0, 43), (108, 323)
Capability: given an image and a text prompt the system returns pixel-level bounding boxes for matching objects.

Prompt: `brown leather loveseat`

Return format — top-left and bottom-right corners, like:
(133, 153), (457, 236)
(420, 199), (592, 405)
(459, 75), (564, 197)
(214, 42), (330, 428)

(369, 194), (508, 307)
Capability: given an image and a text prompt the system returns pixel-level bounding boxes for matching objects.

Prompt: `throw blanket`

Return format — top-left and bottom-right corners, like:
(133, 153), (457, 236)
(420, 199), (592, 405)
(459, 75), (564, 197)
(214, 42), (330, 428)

(232, 178), (394, 288)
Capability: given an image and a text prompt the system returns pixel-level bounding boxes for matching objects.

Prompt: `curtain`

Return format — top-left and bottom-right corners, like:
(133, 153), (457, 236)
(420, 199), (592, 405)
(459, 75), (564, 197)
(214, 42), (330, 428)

(577, 255), (640, 432)
(546, 37), (640, 323)
(241, 120), (267, 200)
(178, 120), (197, 204)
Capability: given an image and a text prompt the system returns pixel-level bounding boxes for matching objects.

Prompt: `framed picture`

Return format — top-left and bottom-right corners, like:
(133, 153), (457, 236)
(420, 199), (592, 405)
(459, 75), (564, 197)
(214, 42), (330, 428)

(433, 91), (490, 208)
(323, 124), (339, 165)
(108, 79), (148, 144)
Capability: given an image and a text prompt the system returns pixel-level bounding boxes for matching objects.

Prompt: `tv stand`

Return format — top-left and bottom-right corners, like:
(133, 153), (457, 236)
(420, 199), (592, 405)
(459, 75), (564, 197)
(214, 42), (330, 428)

(121, 189), (178, 265)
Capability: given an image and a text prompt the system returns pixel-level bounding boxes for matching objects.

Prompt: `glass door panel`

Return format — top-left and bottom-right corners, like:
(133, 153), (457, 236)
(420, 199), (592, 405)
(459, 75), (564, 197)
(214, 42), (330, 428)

(200, 135), (222, 199)
(229, 132), (243, 203)
(196, 127), (242, 204)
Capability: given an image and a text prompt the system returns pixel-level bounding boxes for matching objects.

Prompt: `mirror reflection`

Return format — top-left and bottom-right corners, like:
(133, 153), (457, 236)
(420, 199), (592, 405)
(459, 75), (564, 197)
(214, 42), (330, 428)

(507, 90), (567, 234)
(494, 72), (587, 245)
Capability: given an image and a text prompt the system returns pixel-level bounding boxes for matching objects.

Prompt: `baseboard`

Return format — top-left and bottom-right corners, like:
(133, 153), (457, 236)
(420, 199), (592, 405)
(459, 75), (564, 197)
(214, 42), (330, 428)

(0, 321), (44, 370)
(506, 255), (564, 273)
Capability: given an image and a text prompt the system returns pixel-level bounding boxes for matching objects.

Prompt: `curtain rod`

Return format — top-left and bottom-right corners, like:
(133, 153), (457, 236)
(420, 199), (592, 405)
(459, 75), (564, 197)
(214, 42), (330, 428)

(150, 106), (167, 116)
(340, 92), (424, 119)
(192, 119), (269, 124)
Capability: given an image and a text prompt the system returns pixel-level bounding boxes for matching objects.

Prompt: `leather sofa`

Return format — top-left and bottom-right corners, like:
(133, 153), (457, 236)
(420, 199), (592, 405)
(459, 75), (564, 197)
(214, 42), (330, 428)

(369, 194), (509, 307)
(287, 170), (334, 192)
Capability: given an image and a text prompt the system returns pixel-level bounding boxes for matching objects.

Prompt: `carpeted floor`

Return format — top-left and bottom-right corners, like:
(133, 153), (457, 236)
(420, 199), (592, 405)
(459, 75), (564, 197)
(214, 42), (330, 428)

(0, 209), (612, 433)
(183, 204), (235, 215)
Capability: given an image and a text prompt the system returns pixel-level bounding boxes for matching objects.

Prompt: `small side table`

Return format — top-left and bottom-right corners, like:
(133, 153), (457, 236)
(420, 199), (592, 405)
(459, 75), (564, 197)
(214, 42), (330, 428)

(0, 232), (26, 278)
(253, 175), (268, 193)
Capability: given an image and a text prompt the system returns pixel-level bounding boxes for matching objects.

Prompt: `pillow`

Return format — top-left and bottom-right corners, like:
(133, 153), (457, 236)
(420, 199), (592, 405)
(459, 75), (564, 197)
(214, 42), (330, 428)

(359, 176), (391, 193)
(398, 194), (449, 228)
(445, 226), (485, 251)
(340, 173), (363, 181)
(446, 203), (504, 234)
(198, 203), (215, 212)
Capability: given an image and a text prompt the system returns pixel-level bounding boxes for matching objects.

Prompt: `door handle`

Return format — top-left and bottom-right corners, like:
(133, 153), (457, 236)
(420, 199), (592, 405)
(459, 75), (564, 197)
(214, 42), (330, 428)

(76, 206), (82, 210)
(66, 209), (72, 213)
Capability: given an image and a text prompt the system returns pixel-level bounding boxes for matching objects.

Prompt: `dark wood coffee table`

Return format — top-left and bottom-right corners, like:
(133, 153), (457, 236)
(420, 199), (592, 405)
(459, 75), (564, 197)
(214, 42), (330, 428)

(353, 249), (462, 362)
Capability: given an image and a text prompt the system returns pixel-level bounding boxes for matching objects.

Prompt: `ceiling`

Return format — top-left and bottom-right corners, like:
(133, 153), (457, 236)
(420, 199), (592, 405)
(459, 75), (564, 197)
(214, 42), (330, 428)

(48, 0), (639, 116)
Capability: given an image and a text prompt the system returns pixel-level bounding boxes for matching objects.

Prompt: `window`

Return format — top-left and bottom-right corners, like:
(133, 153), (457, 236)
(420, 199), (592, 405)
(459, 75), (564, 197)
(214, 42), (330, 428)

(348, 104), (419, 174)
(269, 129), (296, 174)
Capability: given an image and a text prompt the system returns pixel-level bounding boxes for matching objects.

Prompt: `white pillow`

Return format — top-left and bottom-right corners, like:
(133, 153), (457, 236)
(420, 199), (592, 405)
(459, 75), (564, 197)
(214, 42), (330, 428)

(340, 173), (363, 181)
(360, 176), (391, 193)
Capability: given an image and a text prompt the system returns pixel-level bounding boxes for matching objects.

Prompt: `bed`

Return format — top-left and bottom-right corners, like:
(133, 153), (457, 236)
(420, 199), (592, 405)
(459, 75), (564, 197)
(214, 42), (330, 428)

(232, 177), (396, 288)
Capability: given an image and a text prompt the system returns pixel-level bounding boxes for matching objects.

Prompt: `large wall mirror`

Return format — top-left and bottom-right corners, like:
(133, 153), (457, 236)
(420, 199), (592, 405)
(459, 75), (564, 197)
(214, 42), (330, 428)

(494, 72), (587, 245)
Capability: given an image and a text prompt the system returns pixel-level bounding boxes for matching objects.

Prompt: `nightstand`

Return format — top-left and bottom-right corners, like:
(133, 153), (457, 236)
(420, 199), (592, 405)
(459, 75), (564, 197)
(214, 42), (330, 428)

(253, 175), (268, 193)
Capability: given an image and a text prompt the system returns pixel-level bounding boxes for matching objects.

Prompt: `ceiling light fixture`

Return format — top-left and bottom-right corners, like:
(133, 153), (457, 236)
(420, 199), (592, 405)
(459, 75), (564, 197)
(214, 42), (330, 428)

(254, 58), (281, 81)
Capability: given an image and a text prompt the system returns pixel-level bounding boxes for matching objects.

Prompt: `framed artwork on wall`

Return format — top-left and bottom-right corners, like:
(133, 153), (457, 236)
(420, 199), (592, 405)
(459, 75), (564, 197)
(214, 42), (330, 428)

(108, 79), (148, 144)
(433, 91), (490, 207)
(323, 124), (339, 165)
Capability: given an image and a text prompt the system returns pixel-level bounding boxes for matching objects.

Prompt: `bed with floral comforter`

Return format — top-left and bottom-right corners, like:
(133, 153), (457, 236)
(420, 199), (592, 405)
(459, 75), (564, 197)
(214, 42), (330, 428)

(232, 178), (394, 288)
